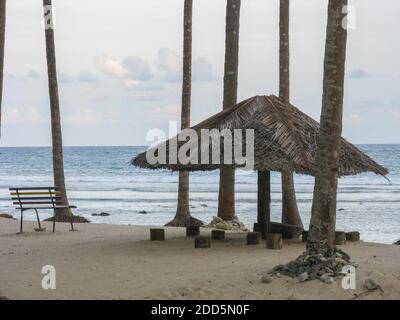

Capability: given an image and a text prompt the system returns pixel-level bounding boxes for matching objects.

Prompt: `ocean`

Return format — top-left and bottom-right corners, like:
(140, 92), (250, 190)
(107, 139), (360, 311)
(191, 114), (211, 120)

(0, 145), (399, 244)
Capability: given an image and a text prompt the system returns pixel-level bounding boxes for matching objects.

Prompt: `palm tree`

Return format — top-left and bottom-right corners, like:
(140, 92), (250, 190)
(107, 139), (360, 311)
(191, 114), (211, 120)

(279, 0), (303, 228)
(166, 0), (202, 226)
(307, 0), (348, 256)
(43, 0), (70, 220)
(0, 0), (6, 135)
(218, 0), (241, 221)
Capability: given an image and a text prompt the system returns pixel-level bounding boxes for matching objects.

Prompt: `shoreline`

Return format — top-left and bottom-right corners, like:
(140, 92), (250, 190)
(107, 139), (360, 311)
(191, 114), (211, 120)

(0, 217), (399, 300)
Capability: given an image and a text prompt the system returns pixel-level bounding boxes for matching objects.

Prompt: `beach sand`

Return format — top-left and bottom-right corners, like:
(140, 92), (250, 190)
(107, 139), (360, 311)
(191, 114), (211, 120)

(0, 217), (399, 300)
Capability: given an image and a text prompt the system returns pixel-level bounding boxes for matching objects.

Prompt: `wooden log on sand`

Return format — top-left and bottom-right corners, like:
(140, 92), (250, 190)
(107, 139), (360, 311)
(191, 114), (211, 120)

(211, 230), (225, 240)
(186, 226), (200, 237)
(346, 231), (360, 242)
(194, 236), (211, 248)
(334, 231), (346, 245)
(150, 228), (165, 241)
(266, 233), (283, 250)
(247, 232), (261, 245)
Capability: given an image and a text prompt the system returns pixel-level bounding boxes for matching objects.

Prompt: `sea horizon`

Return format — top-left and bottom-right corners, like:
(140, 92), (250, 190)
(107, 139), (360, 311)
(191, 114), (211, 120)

(1, 144), (399, 245)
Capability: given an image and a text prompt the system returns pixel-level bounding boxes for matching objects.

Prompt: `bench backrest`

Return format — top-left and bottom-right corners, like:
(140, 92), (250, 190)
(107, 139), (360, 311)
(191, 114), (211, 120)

(10, 187), (62, 210)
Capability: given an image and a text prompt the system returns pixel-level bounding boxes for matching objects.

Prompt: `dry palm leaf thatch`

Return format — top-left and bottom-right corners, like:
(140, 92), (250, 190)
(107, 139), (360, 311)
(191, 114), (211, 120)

(132, 95), (388, 177)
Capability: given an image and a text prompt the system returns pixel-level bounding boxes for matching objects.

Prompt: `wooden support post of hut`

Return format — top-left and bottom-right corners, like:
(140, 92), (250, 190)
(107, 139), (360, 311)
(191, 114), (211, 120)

(257, 171), (271, 240)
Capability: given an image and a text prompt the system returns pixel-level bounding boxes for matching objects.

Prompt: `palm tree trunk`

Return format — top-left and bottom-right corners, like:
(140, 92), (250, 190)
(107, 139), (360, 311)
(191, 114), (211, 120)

(218, 0), (241, 221)
(0, 0), (6, 135)
(307, 0), (348, 256)
(43, 0), (70, 219)
(166, 0), (202, 227)
(279, 0), (303, 228)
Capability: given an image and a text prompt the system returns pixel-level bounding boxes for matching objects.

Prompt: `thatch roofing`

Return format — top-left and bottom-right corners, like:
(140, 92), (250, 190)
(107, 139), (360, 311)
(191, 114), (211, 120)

(132, 95), (388, 177)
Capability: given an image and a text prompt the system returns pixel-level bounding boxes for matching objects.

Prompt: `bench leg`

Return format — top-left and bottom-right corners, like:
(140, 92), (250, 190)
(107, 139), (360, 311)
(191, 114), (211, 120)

(53, 210), (56, 233)
(68, 208), (75, 231)
(34, 209), (42, 229)
(19, 209), (23, 233)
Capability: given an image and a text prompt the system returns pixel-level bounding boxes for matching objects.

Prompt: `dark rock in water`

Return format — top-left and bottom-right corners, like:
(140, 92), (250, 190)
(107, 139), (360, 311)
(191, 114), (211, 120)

(92, 212), (111, 217)
(338, 208), (345, 211)
(200, 204), (208, 208)
(0, 213), (16, 220)
(393, 239), (400, 245)
(138, 210), (148, 214)
(45, 215), (90, 223)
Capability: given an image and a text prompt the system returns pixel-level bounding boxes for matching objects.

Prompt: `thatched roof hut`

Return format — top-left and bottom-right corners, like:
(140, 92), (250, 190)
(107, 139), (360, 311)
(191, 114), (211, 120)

(132, 95), (388, 177)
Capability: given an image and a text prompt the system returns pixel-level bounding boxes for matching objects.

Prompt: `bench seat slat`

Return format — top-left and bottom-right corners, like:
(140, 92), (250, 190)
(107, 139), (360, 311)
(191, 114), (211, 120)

(11, 196), (62, 201)
(13, 201), (63, 205)
(10, 192), (61, 196)
(9, 187), (59, 191)
(15, 205), (76, 210)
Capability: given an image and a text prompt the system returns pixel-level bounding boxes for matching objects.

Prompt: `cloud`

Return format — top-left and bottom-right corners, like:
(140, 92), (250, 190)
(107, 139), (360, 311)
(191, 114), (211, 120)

(76, 72), (98, 83)
(8, 70), (41, 79)
(59, 71), (98, 84)
(95, 57), (127, 78)
(155, 48), (182, 82)
(349, 69), (372, 79)
(93, 49), (215, 102)
(123, 56), (153, 81)
(345, 114), (367, 125)
(150, 105), (180, 120)
(3, 106), (47, 124)
(155, 48), (215, 82)
(389, 109), (400, 120)
(193, 57), (215, 81)
(64, 107), (120, 125)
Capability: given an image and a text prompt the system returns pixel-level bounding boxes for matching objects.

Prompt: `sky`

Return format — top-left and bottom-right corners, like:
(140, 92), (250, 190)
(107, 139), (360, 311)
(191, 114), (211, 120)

(1, 0), (399, 146)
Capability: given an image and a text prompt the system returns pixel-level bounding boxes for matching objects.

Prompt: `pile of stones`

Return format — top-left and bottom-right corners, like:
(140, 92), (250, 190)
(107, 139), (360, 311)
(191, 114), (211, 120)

(44, 215), (90, 223)
(271, 249), (356, 284)
(0, 213), (16, 220)
(205, 216), (248, 232)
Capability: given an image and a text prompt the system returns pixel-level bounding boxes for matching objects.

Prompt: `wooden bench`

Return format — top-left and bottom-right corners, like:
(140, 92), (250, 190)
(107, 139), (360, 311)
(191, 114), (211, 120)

(10, 187), (76, 233)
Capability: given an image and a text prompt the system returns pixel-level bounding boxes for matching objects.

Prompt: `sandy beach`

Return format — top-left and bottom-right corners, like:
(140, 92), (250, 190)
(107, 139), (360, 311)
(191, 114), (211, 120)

(0, 217), (399, 300)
